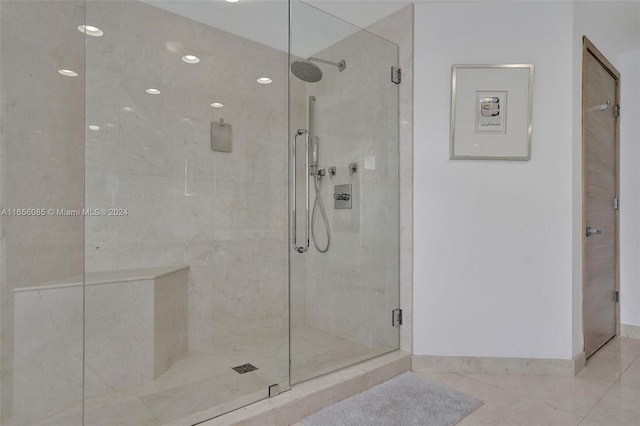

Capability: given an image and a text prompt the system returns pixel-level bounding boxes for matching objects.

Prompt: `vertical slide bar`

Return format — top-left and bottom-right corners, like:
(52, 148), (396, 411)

(293, 129), (310, 253)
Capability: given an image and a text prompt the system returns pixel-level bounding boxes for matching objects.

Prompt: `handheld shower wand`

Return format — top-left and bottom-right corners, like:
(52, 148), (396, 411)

(308, 96), (330, 253)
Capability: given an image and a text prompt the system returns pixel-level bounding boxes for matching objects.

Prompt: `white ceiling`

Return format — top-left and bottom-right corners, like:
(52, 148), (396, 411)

(142, 0), (410, 56)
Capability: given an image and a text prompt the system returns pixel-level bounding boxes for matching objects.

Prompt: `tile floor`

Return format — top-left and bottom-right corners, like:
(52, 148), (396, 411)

(292, 336), (640, 426)
(411, 336), (640, 426)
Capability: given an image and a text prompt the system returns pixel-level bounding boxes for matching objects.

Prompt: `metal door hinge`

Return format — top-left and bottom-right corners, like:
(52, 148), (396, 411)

(615, 290), (620, 303)
(391, 66), (401, 84)
(614, 104), (621, 117)
(614, 197), (620, 210)
(268, 384), (280, 398)
(392, 308), (403, 326)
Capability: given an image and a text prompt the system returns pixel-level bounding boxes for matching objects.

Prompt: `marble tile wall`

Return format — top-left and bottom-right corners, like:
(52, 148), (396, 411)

(0, 0), (86, 422)
(83, 1), (290, 352)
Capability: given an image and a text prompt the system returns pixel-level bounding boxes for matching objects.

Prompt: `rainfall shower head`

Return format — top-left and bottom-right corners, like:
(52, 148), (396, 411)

(291, 60), (323, 83)
(290, 57), (346, 83)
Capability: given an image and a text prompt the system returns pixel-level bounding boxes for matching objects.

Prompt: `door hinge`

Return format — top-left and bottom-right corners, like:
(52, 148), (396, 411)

(391, 66), (401, 84)
(614, 197), (620, 210)
(614, 104), (621, 117)
(268, 384), (280, 398)
(615, 290), (620, 303)
(392, 308), (403, 326)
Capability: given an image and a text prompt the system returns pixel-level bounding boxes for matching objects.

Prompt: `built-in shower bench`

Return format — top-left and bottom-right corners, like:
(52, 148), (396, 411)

(11, 266), (189, 423)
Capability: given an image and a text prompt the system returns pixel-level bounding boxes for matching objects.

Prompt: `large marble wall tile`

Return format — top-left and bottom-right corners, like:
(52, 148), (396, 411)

(2, 1), (85, 420)
(84, 280), (156, 391)
(211, 260), (288, 345)
(13, 287), (84, 423)
(84, 1), (122, 75)
(154, 269), (189, 378)
(1, 33), (84, 285)
(187, 266), (216, 352)
(114, 175), (214, 245)
(0, 1), (84, 50)
(83, 0), (289, 370)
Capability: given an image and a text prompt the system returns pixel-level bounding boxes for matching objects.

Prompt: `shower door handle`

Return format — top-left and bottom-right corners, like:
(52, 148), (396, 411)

(293, 129), (310, 253)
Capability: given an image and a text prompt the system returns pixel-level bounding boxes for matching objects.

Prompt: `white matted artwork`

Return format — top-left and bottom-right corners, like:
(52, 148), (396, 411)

(450, 64), (534, 160)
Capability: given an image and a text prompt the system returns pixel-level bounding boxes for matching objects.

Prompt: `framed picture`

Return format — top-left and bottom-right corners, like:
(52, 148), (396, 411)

(450, 64), (534, 160)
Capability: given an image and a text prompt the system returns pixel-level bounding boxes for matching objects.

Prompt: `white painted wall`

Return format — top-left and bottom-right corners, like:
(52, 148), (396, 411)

(414, 0), (640, 360)
(414, 1), (575, 359)
(619, 49), (640, 328)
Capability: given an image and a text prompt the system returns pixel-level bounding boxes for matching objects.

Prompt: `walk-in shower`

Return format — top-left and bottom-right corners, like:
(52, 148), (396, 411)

(0, 0), (400, 423)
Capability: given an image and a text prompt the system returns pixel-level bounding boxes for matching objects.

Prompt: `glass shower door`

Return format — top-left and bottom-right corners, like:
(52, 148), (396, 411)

(289, 0), (400, 384)
(83, 1), (289, 424)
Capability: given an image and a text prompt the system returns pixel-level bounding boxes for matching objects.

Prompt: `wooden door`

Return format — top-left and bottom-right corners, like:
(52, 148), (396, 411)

(582, 37), (620, 359)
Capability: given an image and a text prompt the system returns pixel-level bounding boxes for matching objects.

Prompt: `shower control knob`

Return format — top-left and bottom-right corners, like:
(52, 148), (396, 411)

(334, 193), (351, 201)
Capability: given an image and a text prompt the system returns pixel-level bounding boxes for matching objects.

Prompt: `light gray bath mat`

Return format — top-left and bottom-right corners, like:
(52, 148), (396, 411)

(302, 372), (482, 426)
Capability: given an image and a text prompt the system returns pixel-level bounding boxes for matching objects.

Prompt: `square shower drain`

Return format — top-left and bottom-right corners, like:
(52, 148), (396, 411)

(232, 363), (258, 374)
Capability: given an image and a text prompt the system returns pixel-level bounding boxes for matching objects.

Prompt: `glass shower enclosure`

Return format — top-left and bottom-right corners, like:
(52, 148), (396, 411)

(0, 0), (399, 424)
(289, 1), (400, 384)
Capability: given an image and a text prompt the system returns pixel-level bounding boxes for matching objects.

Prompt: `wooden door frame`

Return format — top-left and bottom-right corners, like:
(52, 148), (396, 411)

(581, 36), (621, 355)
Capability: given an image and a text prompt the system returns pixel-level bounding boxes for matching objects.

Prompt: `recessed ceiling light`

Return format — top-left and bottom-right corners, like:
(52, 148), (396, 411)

(146, 88), (161, 95)
(58, 69), (78, 77)
(225, 0), (240, 3)
(211, 102), (224, 108)
(257, 77), (273, 85)
(78, 25), (104, 37)
(181, 55), (200, 64)
(89, 125), (100, 131)
(122, 107), (134, 112)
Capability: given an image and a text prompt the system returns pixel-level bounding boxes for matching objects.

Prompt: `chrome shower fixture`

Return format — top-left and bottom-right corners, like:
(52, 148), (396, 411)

(290, 57), (347, 83)
(308, 57), (346, 71)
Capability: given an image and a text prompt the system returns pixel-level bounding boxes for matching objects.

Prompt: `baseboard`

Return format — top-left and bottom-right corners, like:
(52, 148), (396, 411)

(412, 352), (586, 377)
(621, 323), (640, 339)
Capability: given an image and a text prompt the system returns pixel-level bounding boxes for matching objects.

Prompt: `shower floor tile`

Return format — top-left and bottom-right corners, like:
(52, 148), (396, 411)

(139, 372), (271, 424)
(9, 325), (391, 425)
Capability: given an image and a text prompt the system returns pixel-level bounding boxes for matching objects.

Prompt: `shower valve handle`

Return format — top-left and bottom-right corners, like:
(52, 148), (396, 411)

(334, 193), (351, 201)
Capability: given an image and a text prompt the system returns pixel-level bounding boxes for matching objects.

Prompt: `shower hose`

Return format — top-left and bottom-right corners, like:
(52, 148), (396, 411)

(311, 171), (331, 253)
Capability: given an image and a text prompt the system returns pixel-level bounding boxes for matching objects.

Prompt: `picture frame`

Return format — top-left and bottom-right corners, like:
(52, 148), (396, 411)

(450, 64), (534, 160)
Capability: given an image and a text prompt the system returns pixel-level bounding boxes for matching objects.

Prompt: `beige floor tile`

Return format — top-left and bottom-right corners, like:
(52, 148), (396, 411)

(577, 348), (638, 382)
(578, 418), (604, 425)
(585, 381), (640, 425)
(84, 397), (160, 426)
(449, 377), (582, 425)
(140, 372), (270, 424)
(413, 371), (467, 387)
(596, 337), (640, 357)
(464, 373), (613, 417)
(28, 405), (83, 426)
(619, 356), (640, 390)
(134, 351), (238, 397)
